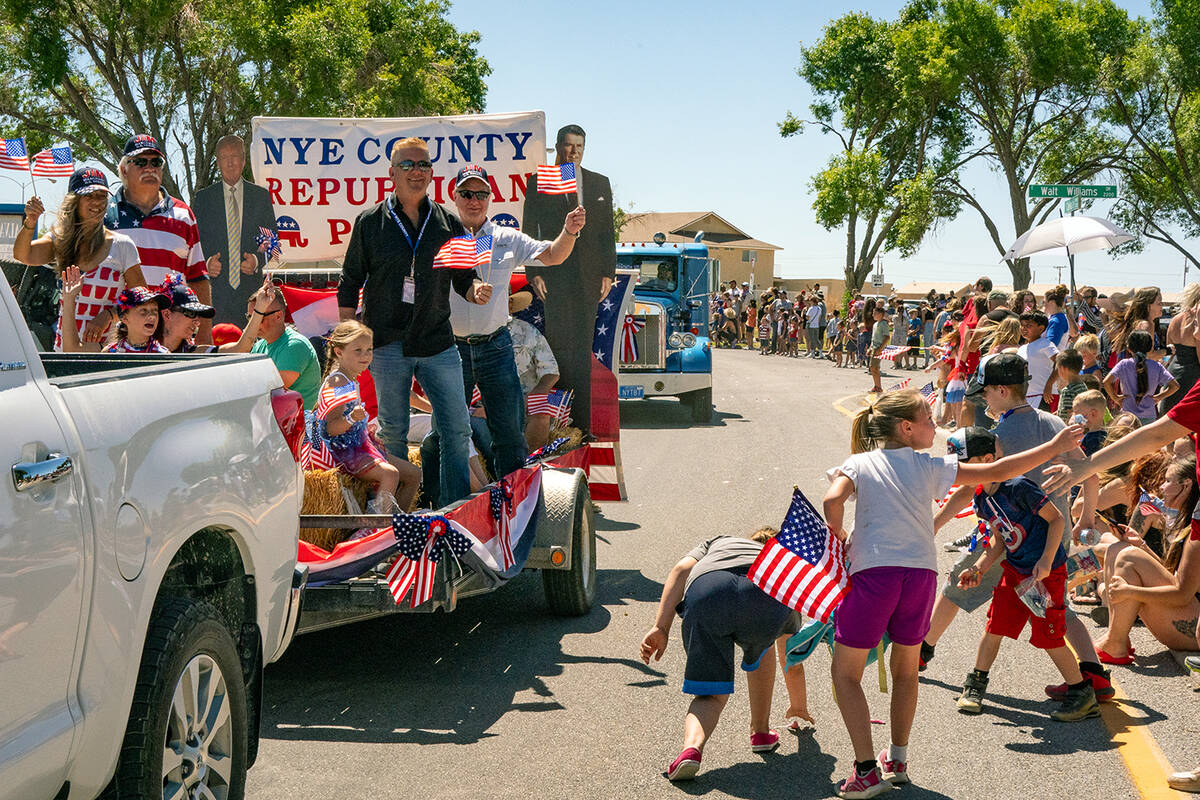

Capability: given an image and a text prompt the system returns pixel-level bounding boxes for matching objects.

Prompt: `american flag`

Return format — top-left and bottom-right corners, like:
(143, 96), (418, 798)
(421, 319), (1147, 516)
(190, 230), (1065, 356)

(536, 163), (577, 195)
(489, 479), (516, 571)
(1137, 493), (1165, 517)
(886, 378), (912, 392)
(255, 226), (282, 260)
(592, 274), (633, 369)
(386, 513), (471, 608)
(748, 487), (849, 623)
(527, 388), (573, 425)
(30, 145), (73, 177)
(525, 436), (571, 465)
(433, 234), (491, 270)
(938, 485), (977, 519)
(879, 345), (910, 362)
(0, 138), (29, 171)
(919, 381), (937, 406)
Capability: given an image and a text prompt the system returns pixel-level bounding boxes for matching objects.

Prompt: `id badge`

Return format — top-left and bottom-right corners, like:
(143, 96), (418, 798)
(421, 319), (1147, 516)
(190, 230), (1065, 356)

(402, 276), (415, 304)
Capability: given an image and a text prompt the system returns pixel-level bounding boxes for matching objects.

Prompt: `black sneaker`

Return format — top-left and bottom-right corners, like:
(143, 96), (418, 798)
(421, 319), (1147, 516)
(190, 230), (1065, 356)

(956, 670), (988, 714)
(1051, 683), (1100, 721)
(918, 641), (935, 672)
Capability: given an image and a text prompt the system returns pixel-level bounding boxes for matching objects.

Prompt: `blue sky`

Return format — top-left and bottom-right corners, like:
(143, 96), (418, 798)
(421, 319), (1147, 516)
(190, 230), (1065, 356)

(447, 0), (1189, 291)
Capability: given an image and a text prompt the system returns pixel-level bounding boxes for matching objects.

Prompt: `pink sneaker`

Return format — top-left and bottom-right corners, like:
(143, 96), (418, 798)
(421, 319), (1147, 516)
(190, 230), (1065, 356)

(837, 764), (893, 798)
(878, 749), (909, 785)
(667, 747), (702, 781)
(750, 730), (780, 753)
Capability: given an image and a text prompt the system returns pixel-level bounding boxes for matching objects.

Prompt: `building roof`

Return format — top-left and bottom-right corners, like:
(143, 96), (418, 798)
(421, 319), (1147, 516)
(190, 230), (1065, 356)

(619, 211), (780, 250)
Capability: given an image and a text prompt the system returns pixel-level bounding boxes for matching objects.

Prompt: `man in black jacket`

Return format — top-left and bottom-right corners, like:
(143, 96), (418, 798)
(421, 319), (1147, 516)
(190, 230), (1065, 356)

(522, 124), (616, 433)
(338, 137), (493, 507)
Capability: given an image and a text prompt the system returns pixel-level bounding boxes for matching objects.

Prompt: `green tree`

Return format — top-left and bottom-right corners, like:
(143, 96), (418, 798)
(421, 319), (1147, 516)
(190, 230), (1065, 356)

(782, 8), (967, 291)
(1102, 0), (1200, 268)
(935, 0), (1136, 288)
(0, 0), (489, 199)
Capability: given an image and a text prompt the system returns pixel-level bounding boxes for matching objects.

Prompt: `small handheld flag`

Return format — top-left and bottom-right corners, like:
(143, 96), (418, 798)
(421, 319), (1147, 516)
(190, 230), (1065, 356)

(536, 163), (577, 195)
(919, 381), (937, 406)
(0, 138), (29, 171)
(30, 146), (73, 177)
(255, 226), (283, 260)
(748, 487), (849, 623)
(433, 234), (492, 270)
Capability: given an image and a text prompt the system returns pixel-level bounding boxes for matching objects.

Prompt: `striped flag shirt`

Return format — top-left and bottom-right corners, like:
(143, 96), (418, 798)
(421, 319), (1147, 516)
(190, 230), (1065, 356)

(432, 234), (492, 270)
(31, 146), (73, 177)
(0, 138), (29, 171)
(748, 487), (849, 623)
(535, 163), (577, 195)
(108, 188), (207, 285)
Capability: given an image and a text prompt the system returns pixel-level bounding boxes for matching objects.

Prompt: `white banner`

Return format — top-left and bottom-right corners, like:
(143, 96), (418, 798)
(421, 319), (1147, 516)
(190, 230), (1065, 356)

(250, 111), (547, 263)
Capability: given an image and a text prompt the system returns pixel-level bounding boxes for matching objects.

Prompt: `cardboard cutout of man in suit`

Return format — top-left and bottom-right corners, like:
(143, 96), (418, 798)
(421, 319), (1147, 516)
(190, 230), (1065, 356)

(522, 124), (615, 433)
(194, 134), (279, 325)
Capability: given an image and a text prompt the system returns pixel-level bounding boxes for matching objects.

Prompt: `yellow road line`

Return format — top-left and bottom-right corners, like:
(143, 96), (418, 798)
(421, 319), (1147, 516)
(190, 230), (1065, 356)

(1102, 676), (1190, 799)
(832, 392), (867, 420)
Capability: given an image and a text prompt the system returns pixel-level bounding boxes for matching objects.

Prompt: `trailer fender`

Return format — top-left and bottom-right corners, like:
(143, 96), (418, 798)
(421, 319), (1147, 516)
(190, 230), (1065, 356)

(526, 467), (587, 571)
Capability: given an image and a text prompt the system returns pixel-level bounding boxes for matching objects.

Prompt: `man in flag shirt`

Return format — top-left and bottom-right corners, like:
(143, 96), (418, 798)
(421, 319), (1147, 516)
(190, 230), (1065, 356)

(339, 137), (492, 508)
(106, 134), (218, 345)
(522, 124), (616, 433)
(448, 164), (584, 478)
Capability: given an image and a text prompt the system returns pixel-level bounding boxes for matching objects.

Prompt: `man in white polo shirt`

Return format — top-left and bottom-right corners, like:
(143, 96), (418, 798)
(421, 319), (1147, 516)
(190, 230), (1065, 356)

(449, 164), (585, 477)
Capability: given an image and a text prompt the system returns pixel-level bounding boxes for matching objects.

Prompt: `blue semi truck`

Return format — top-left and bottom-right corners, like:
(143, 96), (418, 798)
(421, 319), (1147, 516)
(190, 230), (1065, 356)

(614, 233), (713, 422)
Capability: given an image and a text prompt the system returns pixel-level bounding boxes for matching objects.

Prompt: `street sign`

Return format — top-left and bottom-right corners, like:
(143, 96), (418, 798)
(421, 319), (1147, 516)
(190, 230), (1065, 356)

(871, 273), (884, 288)
(1064, 197), (1080, 213)
(1028, 184), (1118, 199)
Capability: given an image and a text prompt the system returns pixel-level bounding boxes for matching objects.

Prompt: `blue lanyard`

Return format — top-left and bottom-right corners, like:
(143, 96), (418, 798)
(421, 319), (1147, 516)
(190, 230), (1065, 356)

(386, 196), (430, 276)
(996, 404), (1028, 424)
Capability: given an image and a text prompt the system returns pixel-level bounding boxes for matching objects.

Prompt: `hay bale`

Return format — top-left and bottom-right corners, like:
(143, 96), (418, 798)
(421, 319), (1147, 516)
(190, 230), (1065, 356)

(407, 445), (422, 467)
(548, 424), (584, 451)
(301, 469), (350, 551)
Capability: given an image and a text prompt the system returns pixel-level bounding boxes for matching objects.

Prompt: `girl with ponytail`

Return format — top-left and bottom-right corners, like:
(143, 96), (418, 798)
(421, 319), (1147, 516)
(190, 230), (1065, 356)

(1104, 330), (1178, 424)
(823, 389), (1084, 795)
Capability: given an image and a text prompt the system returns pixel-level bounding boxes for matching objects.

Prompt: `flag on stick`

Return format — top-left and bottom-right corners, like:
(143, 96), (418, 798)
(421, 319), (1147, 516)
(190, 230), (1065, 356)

(0, 138), (29, 171)
(433, 234), (492, 270)
(536, 163), (577, 195)
(748, 487), (849, 623)
(919, 381), (937, 407)
(30, 145), (73, 177)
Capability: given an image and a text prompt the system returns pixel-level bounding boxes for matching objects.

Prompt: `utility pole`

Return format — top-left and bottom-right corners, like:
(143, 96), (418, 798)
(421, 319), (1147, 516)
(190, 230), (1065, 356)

(1055, 265), (1063, 284)
(1185, 255), (1189, 291)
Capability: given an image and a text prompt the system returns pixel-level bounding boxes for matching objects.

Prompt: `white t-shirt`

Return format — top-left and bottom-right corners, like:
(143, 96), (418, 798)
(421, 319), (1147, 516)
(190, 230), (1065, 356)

(806, 305), (821, 328)
(448, 221), (550, 337)
(1018, 336), (1060, 402)
(828, 448), (959, 574)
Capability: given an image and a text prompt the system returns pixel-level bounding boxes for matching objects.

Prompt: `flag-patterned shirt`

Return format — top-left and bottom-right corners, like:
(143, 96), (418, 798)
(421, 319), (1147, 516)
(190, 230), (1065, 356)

(52, 233), (141, 351)
(102, 337), (170, 354)
(107, 187), (207, 286)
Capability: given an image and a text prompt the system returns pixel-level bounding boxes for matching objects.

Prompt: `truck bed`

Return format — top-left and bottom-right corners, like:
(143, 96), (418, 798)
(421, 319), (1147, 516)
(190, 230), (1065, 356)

(40, 351), (274, 385)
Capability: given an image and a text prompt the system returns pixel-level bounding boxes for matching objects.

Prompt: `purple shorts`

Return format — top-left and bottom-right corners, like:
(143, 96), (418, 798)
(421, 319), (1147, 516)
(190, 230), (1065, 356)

(834, 566), (937, 648)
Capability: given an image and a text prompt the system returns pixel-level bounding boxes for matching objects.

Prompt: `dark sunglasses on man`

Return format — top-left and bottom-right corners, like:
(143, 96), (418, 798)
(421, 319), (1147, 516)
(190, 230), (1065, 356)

(131, 156), (164, 168)
(395, 159), (433, 172)
(456, 189), (490, 201)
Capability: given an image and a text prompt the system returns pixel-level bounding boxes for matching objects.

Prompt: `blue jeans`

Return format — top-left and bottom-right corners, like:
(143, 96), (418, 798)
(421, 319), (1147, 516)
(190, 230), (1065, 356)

(458, 328), (527, 479)
(371, 340), (471, 507)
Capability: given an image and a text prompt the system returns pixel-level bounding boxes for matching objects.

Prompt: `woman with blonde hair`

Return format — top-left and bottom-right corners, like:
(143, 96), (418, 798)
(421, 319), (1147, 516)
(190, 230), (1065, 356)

(1162, 282), (1200, 413)
(12, 167), (146, 351)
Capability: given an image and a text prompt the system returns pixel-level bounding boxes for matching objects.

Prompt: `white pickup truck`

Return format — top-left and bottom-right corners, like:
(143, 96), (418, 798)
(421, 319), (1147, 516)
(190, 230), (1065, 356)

(0, 275), (306, 800)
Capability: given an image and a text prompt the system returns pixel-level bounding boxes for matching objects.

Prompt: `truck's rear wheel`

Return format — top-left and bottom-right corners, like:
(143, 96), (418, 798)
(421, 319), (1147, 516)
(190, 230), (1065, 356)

(115, 597), (248, 800)
(542, 481), (597, 616)
(683, 387), (713, 422)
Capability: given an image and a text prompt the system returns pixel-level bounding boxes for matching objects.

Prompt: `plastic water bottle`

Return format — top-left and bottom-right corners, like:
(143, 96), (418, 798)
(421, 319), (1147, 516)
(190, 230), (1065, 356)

(1079, 529), (1101, 547)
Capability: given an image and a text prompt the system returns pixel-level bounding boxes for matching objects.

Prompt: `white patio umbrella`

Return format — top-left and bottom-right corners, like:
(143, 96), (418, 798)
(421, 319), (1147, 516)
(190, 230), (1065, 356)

(1003, 215), (1133, 262)
(1003, 215), (1133, 329)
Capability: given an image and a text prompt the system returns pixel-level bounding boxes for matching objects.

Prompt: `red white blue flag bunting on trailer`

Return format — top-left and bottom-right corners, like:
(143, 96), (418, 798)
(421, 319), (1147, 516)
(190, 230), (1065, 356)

(620, 315), (644, 363)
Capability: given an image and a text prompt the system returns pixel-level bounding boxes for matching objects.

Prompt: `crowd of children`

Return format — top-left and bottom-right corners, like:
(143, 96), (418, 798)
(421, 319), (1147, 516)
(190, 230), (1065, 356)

(656, 279), (1200, 797)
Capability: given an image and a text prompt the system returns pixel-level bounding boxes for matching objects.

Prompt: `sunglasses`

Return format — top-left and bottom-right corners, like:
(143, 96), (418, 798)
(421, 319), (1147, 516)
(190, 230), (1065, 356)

(131, 156), (164, 168)
(456, 189), (490, 201)
(395, 159), (433, 172)
(178, 309), (200, 319)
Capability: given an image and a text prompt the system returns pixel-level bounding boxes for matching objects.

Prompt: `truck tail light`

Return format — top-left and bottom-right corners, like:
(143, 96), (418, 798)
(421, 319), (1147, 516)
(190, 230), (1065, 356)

(270, 388), (305, 463)
(690, 326), (699, 335)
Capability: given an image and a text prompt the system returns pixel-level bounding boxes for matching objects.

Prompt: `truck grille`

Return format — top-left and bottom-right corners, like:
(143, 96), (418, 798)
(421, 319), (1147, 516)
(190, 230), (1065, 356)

(619, 313), (665, 369)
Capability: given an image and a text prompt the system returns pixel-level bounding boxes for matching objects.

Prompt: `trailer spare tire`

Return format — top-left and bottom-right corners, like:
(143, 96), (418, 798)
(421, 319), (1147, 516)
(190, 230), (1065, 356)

(542, 480), (597, 616)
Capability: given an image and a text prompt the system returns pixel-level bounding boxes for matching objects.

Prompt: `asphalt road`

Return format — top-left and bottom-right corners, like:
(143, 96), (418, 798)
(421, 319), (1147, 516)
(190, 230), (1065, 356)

(248, 349), (1199, 799)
